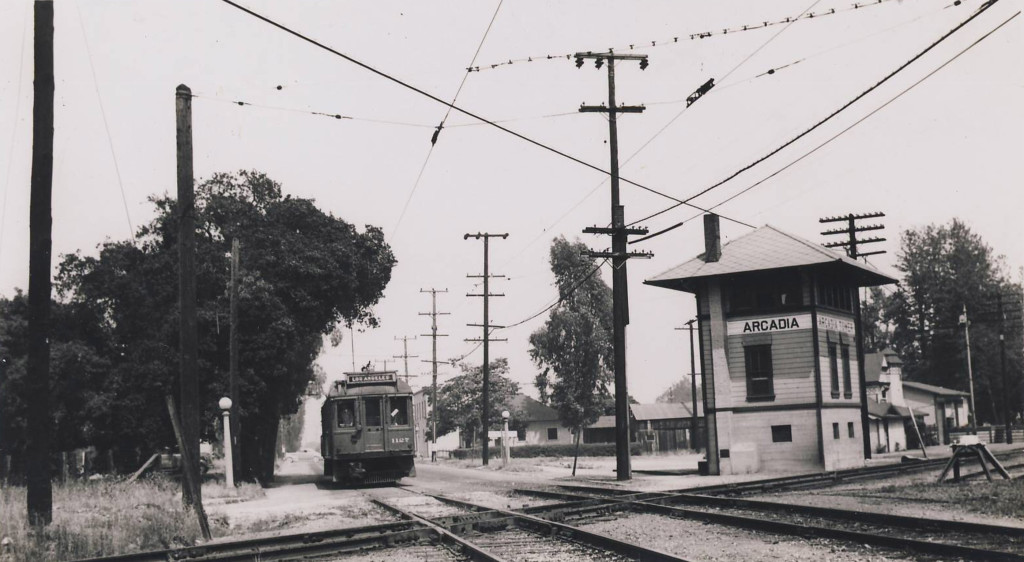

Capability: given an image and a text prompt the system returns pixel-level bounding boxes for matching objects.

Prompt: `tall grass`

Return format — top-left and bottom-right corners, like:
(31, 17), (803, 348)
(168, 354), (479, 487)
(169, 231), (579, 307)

(0, 476), (228, 561)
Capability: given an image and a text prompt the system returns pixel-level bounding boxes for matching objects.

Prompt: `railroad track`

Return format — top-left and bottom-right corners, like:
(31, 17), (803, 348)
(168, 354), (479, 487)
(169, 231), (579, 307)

(75, 451), (1024, 561)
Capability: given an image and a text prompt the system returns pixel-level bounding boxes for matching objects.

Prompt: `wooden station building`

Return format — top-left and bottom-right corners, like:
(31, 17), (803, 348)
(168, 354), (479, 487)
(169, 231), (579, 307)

(645, 215), (897, 474)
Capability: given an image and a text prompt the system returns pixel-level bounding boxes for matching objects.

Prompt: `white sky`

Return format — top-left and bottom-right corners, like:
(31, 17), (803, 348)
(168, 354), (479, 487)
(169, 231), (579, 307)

(1, 0), (1021, 404)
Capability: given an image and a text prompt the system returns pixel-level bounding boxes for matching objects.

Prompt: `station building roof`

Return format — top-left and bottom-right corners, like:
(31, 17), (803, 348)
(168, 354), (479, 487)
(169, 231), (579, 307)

(644, 225), (897, 293)
(902, 380), (969, 398)
(511, 394), (560, 422)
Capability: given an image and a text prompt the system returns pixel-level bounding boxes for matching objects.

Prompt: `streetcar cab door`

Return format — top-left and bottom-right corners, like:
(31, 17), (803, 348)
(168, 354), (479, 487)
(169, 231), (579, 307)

(362, 397), (385, 452)
(334, 399), (361, 454)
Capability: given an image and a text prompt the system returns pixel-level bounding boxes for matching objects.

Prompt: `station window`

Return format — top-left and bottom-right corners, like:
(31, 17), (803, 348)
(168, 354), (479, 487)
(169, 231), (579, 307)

(728, 271), (803, 314)
(364, 398), (382, 427)
(547, 427), (558, 440)
(387, 397), (410, 426)
(833, 423), (840, 439)
(517, 428), (526, 441)
(745, 345), (774, 401)
(771, 425), (792, 443)
(848, 422), (855, 438)
(817, 283), (854, 312)
(841, 344), (852, 399)
(828, 342), (840, 399)
(336, 400), (356, 428)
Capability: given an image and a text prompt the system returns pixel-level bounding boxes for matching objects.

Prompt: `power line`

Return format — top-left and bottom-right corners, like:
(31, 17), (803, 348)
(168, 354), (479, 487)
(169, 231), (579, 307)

(494, 0), (822, 272)
(467, 0), (911, 72)
(191, 94), (435, 127)
(215, 0), (751, 224)
(629, 0), (1004, 231)
(631, 8), (1020, 246)
(497, 259), (609, 331)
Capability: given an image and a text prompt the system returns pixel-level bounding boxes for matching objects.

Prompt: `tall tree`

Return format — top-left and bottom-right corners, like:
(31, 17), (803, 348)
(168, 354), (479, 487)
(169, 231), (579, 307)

(3, 171), (396, 482)
(434, 358), (519, 447)
(879, 219), (1022, 425)
(529, 237), (613, 474)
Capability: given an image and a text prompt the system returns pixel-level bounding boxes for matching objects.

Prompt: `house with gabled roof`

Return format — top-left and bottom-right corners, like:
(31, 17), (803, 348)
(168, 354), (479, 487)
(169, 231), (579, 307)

(645, 215), (897, 474)
(510, 394), (574, 445)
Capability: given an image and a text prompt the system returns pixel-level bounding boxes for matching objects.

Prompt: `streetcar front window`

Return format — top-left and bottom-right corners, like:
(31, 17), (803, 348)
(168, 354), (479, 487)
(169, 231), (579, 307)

(388, 397), (410, 426)
(336, 400), (356, 428)
(364, 398), (383, 427)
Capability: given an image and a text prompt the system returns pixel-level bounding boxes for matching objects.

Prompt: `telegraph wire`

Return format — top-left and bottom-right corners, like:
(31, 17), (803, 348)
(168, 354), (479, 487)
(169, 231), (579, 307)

(467, 0), (916, 72)
(390, 0), (504, 242)
(216, 0), (752, 226)
(628, 0), (1002, 231)
(631, 8), (1020, 246)
(75, 0), (135, 242)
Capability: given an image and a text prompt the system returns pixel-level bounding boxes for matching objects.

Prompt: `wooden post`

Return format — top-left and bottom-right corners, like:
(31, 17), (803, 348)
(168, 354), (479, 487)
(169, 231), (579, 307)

(26, 0), (55, 527)
(165, 395), (212, 540)
(176, 84), (200, 506)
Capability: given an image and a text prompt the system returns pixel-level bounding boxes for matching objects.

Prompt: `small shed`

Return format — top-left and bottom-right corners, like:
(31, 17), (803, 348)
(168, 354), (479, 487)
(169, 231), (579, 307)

(510, 394), (574, 445)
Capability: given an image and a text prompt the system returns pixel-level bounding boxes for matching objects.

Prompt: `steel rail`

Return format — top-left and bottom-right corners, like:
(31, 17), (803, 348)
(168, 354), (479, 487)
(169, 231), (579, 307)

(371, 498), (511, 562)
(427, 493), (689, 562)
(635, 500), (1024, 562)
(72, 520), (428, 562)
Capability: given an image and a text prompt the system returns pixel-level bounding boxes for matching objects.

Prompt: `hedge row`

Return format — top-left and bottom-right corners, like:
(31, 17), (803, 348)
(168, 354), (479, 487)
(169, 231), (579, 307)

(450, 442), (644, 459)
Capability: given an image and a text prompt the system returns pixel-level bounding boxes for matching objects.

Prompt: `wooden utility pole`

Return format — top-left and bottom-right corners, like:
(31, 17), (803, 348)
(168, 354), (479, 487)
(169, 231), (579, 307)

(465, 233), (508, 466)
(959, 305), (978, 429)
(420, 288), (449, 452)
(576, 51), (653, 481)
(998, 294), (1011, 443)
(393, 336), (418, 383)
(229, 238), (240, 479)
(176, 84), (200, 506)
(677, 319), (699, 451)
(26, 0), (54, 526)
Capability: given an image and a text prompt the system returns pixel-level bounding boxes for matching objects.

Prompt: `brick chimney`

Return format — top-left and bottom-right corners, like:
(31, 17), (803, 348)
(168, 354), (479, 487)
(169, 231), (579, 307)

(703, 213), (721, 263)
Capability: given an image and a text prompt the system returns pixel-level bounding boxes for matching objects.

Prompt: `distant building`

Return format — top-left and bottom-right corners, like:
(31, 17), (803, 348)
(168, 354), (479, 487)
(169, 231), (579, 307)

(902, 380), (969, 445)
(510, 394), (574, 445)
(584, 403), (704, 451)
(411, 387), (461, 456)
(646, 215), (897, 474)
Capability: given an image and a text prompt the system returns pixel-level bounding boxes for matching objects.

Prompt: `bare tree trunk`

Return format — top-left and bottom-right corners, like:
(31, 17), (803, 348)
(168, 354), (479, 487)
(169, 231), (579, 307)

(572, 428), (581, 477)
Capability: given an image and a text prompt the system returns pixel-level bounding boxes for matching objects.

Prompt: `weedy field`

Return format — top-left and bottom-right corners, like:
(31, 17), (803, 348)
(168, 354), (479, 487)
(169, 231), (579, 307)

(0, 476), (262, 562)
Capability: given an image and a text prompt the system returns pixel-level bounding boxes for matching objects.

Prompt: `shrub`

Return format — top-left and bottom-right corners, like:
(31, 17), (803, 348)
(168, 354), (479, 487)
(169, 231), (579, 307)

(451, 443), (643, 459)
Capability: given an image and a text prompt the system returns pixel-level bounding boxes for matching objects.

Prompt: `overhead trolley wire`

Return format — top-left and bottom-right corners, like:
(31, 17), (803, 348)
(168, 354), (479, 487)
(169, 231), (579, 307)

(0, 2), (30, 271)
(215, 0), (751, 229)
(75, 0), (135, 242)
(631, 6), (1020, 246)
(390, 0), (504, 242)
(628, 0), (1004, 234)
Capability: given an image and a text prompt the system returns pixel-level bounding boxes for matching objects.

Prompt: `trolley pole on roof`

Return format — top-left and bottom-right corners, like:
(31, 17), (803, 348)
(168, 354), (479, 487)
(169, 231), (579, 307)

(420, 289), (449, 454)
(465, 233), (508, 466)
(576, 51), (654, 481)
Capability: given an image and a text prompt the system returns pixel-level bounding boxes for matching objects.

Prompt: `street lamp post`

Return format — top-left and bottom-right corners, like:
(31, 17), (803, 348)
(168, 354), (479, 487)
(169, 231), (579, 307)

(501, 410), (510, 467)
(959, 306), (978, 432)
(219, 397), (234, 489)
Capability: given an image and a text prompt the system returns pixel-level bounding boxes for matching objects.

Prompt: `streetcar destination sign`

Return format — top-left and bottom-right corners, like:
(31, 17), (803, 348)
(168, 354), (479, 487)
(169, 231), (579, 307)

(347, 372), (397, 385)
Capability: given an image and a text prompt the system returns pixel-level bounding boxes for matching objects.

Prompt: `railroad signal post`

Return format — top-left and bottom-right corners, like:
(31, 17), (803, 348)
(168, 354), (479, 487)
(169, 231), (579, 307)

(676, 319), (700, 452)
(465, 233), (508, 466)
(420, 288), (449, 457)
(576, 51), (653, 481)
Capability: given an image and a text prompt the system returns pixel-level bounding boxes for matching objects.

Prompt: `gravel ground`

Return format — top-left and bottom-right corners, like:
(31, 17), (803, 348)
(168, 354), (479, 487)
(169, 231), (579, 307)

(579, 513), (920, 561)
(466, 528), (631, 561)
(386, 495), (468, 518)
(313, 544), (466, 561)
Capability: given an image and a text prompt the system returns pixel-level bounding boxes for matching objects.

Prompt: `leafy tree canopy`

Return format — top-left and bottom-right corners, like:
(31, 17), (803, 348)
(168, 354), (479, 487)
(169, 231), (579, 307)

(869, 219), (1022, 425)
(434, 358), (519, 447)
(0, 171), (395, 481)
(529, 237), (613, 433)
